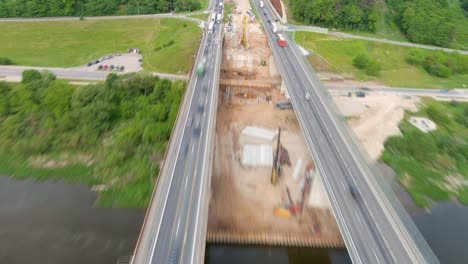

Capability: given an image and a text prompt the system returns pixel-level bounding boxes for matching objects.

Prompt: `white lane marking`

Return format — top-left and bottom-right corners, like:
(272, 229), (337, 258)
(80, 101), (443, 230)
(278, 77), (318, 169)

(355, 211), (362, 224)
(373, 249), (382, 264)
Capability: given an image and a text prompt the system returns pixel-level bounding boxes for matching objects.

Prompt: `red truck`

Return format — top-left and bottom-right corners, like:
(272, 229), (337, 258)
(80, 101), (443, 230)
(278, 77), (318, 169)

(276, 33), (286, 47)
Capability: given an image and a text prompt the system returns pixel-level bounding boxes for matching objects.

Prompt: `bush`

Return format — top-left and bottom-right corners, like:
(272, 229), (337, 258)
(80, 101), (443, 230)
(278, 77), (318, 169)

(353, 54), (369, 69)
(0, 57), (15, 65)
(406, 50), (426, 65)
(365, 60), (382, 76)
(406, 50), (468, 78)
(21, 70), (43, 84)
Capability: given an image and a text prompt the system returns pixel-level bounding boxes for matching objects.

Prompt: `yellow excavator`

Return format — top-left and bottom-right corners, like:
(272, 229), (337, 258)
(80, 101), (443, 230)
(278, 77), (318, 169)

(240, 15), (248, 47)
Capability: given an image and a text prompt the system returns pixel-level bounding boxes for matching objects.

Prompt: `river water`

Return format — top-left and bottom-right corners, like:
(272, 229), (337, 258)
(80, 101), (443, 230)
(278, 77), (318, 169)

(1, 170), (467, 264)
(0, 176), (145, 264)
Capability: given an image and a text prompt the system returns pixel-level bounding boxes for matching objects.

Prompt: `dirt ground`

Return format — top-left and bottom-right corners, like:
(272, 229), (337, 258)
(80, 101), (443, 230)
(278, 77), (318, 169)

(208, 0), (342, 245)
(331, 91), (419, 160)
(221, 0), (281, 81)
(208, 88), (341, 240)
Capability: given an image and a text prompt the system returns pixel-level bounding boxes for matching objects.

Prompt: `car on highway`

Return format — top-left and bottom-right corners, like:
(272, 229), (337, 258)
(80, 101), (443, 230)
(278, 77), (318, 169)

(305, 92), (311, 100)
(202, 85), (208, 93)
(350, 186), (361, 201)
(198, 104), (204, 113)
(193, 125), (201, 137)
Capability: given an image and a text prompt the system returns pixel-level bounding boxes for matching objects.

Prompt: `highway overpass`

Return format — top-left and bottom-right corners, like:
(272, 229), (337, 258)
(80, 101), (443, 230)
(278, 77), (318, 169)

(253, 1), (439, 263)
(131, 6), (223, 264)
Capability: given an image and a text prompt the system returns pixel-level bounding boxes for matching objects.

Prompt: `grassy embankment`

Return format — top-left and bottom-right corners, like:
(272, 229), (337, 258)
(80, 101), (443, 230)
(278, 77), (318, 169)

(295, 32), (468, 88)
(0, 72), (185, 208)
(381, 98), (468, 207)
(0, 18), (201, 74)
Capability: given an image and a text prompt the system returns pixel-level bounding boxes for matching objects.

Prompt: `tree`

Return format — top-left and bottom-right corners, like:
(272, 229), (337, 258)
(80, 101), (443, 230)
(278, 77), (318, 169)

(343, 4), (363, 25)
(21, 69), (42, 84)
(365, 60), (382, 76)
(353, 54), (369, 69)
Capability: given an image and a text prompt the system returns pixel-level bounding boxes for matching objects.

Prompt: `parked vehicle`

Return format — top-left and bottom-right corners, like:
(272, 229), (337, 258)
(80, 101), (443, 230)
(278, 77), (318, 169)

(216, 13), (222, 23)
(103, 65), (108, 70)
(120, 66), (125, 71)
(98, 65), (103, 70)
(87, 62), (93, 67)
(276, 33), (286, 47)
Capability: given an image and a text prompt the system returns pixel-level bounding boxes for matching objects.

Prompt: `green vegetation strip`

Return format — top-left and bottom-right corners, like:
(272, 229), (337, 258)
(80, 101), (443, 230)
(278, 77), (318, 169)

(296, 32), (468, 89)
(0, 71), (185, 208)
(0, 18), (201, 74)
(381, 98), (468, 207)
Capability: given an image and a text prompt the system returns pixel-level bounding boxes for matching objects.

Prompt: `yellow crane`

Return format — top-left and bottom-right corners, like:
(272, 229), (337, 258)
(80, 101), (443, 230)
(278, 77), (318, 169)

(240, 15), (248, 47)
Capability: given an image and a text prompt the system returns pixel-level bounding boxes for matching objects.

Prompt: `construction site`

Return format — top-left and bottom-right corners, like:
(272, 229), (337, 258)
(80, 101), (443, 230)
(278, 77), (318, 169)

(207, 0), (344, 248)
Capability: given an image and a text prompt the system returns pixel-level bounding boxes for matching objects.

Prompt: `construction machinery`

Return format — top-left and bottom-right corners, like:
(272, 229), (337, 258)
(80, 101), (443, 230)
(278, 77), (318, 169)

(271, 128), (281, 185)
(241, 15), (248, 47)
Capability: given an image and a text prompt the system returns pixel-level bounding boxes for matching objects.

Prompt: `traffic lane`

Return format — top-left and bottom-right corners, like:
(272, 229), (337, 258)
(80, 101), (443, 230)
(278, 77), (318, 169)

(262, 11), (393, 262)
(284, 37), (410, 262)
(282, 41), (400, 262)
(151, 84), (203, 263)
(286, 43), (414, 262)
(279, 47), (385, 263)
(140, 66), (202, 264)
(266, 34), (371, 262)
(181, 28), (223, 262)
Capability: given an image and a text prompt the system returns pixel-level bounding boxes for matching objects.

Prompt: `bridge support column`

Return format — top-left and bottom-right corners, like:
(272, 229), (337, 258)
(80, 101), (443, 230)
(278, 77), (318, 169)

(308, 171), (331, 209)
(280, 80), (290, 99)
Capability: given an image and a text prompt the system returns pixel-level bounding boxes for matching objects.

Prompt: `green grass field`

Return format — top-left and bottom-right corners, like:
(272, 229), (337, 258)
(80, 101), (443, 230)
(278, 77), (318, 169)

(381, 98), (468, 207)
(0, 18), (201, 74)
(187, 13), (209, 20)
(295, 32), (468, 88)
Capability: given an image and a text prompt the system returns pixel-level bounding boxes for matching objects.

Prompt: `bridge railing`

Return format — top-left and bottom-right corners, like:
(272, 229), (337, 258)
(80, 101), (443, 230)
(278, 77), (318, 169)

(287, 34), (438, 263)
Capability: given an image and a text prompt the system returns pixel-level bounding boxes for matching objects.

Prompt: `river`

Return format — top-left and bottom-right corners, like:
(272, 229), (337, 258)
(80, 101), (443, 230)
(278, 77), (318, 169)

(0, 176), (145, 264)
(1, 171), (467, 264)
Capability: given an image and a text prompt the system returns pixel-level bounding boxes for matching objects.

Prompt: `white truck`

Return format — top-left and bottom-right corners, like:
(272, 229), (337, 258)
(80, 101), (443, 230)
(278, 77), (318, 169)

(208, 21), (215, 33)
(210, 13), (216, 22)
(216, 13), (222, 23)
(271, 23), (277, 33)
(259, 0), (264, 8)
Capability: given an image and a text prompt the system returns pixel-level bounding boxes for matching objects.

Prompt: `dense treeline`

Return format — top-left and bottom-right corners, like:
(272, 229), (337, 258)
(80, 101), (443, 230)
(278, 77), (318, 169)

(406, 50), (468, 78)
(387, 0), (456, 47)
(290, 0), (379, 31)
(0, 71), (185, 207)
(461, 0), (468, 15)
(0, 0), (201, 17)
